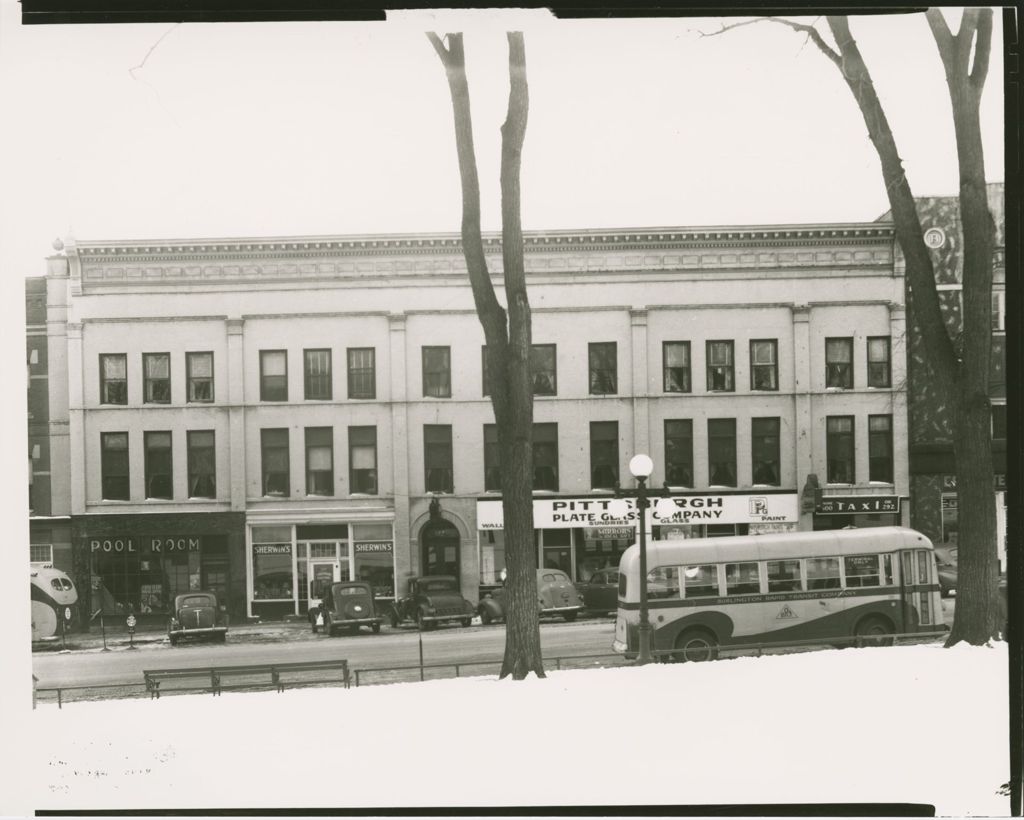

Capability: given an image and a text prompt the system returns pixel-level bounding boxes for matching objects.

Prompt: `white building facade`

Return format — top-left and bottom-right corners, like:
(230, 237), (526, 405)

(39, 223), (910, 622)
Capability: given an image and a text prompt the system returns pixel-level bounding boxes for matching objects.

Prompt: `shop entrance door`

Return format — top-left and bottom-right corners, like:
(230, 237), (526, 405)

(308, 561), (341, 614)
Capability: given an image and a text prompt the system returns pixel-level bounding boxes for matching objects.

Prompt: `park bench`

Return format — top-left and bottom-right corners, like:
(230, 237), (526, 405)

(143, 658), (350, 699)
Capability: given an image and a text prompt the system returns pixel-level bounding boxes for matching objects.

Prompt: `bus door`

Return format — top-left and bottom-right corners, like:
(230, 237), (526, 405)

(900, 549), (939, 631)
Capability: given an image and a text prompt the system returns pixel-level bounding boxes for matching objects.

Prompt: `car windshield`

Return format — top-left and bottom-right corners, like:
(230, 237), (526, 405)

(338, 586), (366, 596)
(180, 596), (214, 608)
(420, 580), (457, 592)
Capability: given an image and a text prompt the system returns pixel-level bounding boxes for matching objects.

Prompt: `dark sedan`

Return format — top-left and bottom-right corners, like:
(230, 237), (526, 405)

(576, 568), (620, 614)
(168, 591), (228, 646)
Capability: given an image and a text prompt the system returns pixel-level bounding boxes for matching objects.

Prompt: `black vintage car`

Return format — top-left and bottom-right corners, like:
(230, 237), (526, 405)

(389, 576), (475, 630)
(168, 591), (228, 646)
(317, 581), (384, 636)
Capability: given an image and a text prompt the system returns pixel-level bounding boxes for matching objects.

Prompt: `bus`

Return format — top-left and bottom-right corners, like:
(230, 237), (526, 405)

(612, 526), (944, 661)
(31, 565), (79, 641)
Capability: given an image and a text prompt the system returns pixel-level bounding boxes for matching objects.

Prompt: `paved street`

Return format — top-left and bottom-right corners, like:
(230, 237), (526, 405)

(32, 617), (619, 690)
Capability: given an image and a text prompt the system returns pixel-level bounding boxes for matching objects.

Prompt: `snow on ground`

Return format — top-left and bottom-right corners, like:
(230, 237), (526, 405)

(22, 643), (1010, 816)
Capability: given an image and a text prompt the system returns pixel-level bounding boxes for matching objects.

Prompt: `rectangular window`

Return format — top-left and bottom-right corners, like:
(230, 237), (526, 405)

(186, 352), (214, 403)
(844, 555), (881, 588)
(825, 338), (854, 388)
(663, 341), (691, 393)
(304, 349), (332, 400)
(807, 556), (841, 590)
(261, 428), (290, 496)
(708, 418), (737, 487)
(531, 344), (557, 396)
(682, 565), (719, 598)
(664, 419), (693, 487)
(349, 426), (378, 494)
(422, 346), (451, 398)
(752, 417), (781, 486)
(993, 404), (1007, 440)
(533, 422), (559, 491)
(424, 424), (454, 492)
(260, 350), (288, 401)
(187, 430), (216, 498)
(826, 416), (855, 483)
(144, 431), (173, 499)
(588, 342), (617, 395)
(143, 353), (171, 404)
(100, 354), (127, 405)
(30, 544), (53, 564)
(867, 337), (891, 388)
(725, 562), (760, 595)
(750, 339), (778, 391)
(868, 415), (893, 482)
(767, 559), (801, 592)
(992, 290), (1005, 332)
(706, 340), (734, 391)
(589, 421), (619, 489)
(483, 424), (501, 491)
(305, 427), (333, 496)
(347, 348), (376, 399)
(100, 431), (130, 500)
(647, 567), (680, 600)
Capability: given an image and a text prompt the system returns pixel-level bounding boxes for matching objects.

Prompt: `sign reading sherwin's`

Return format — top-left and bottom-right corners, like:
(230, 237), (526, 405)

(355, 542), (393, 553)
(816, 496), (901, 514)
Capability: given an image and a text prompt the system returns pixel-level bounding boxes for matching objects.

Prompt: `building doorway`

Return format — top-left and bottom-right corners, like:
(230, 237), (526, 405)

(420, 517), (460, 577)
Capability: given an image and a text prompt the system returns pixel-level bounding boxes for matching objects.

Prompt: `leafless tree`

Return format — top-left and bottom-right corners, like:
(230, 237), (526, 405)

(428, 31), (544, 679)
(708, 11), (999, 645)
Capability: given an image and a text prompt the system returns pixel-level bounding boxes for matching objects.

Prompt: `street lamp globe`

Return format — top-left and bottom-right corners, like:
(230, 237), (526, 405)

(629, 453), (654, 479)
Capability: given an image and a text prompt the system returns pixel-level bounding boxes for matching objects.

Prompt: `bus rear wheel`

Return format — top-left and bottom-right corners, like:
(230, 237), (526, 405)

(673, 628), (718, 663)
(854, 616), (894, 648)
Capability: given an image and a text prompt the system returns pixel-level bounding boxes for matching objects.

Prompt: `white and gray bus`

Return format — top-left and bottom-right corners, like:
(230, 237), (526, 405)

(613, 526), (944, 661)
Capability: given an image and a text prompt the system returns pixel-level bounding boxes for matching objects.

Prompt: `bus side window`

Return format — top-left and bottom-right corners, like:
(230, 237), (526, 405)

(682, 565), (719, 597)
(806, 557), (841, 590)
(882, 554), (894, 585)
(767, 559), (801, 592)
(725, 562), (760, 595)
(844, 555), (881, 587)
(646, 567), (680, 599)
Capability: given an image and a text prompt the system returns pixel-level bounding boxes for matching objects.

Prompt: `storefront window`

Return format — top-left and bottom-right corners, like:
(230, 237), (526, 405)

(252, 526), (294, 600)
(353, 522), (396, 599)
(577, 526), (632, 583)
(479, 530), (506, 587)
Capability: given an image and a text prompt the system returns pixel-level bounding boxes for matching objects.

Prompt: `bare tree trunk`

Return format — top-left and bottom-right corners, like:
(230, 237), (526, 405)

(745, 12), (1000, 645)
(428, 31), (544, 679)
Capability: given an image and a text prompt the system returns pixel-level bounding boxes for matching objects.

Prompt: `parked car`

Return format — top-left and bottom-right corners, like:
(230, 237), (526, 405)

(576, 568), (620, 614)
(314, 581), (384, 636)
(389, 576), (475, 630)
(934, 546), (958, 597)
(168, 591), (228, 646)
(477, 568), (584, 624)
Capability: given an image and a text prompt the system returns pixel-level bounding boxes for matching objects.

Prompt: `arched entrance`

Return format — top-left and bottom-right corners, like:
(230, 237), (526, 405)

(419, 516), (461, 577)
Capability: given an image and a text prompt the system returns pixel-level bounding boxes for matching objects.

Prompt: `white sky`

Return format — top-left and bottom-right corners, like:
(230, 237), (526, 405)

(15, 643), (1010, 816)
(0, 7), (1005, 281)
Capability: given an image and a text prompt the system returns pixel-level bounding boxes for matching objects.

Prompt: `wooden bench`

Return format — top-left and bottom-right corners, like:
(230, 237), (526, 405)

(143, 659), (350, 699)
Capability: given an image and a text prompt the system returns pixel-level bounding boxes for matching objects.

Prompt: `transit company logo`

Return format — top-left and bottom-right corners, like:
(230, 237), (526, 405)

(776, 604), (799, 620)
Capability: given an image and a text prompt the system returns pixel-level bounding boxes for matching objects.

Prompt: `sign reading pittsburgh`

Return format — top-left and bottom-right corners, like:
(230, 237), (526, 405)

(476, 494), (798, 530)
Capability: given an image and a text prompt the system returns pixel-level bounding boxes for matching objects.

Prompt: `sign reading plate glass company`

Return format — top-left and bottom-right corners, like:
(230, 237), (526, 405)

(476, 494), (799, 530)
(816, 496), (901, 514)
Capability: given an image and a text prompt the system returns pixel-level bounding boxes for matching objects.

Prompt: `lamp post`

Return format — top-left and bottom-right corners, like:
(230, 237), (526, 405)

(617, 453), (669, 665)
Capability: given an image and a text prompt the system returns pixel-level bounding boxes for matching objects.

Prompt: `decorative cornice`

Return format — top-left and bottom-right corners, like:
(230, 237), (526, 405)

(63, 223), (896, 290)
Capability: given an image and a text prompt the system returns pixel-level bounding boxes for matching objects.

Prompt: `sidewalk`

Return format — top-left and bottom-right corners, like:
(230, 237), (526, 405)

(33, 618), (311, 653)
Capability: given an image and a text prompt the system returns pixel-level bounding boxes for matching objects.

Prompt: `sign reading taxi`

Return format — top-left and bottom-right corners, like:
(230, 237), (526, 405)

(476, 493), (799, 530)
(816, 495), (901, 514)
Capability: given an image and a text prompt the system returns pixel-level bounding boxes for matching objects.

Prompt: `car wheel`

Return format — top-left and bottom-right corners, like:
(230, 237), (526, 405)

(672, 628), (718, 663)
(168, 635), (178, 646)
(563, 611), (578, 622)
(389, 609), (400, 628)
(217, 633), (227, 643)
(854, 615), (894, 648)
(372, 623), (381, 634)
(461, 618), (472, 628)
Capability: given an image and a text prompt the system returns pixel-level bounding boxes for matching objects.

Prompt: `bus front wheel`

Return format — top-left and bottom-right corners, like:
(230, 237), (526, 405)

(672, 628), (718, 663)
(854, 616), (894, 648)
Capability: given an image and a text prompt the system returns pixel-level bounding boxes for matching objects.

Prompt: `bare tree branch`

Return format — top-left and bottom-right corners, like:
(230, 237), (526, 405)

(969, 8), (993, 92)
(925, 9), (957, 77)
(700, 16), (842, 67)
